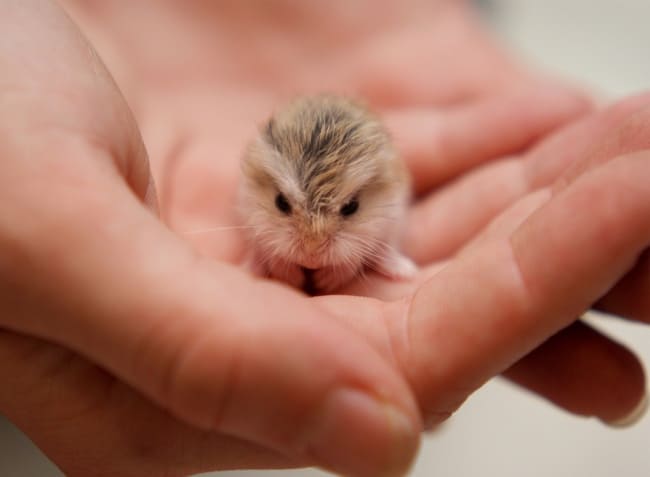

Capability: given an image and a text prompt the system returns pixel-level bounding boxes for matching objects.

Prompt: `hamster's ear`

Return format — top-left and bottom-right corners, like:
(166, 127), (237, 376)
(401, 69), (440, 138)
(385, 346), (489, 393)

(241, 136), (272, 187)
(262, 117), (277, 147)
(241, 136), (304, 211)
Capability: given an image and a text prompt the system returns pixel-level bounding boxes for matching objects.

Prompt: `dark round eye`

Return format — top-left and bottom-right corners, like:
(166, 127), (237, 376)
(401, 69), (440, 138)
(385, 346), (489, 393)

(275, 193), (292, 214)
(340, 199), (359, 217)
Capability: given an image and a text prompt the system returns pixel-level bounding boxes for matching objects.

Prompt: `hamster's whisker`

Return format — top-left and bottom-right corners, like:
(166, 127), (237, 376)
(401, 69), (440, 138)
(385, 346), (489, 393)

(364, 261), (386, 276)
(340, 250), (358, 273)
(266, 250), (287, 275)
(182, 225), (258, 235)
(354, 245), (380, 262)
(343, 240), (378, 269)
(342, 232), (383, 253)
(343, 234), (397, 266)
(252, 230), (276, 244)
(352, 214), (399, 225)
(352, 219), (393, 228)
(365, 203), (401, 211)
(360, 235), (396, 253)
(358, 241), (391, 266)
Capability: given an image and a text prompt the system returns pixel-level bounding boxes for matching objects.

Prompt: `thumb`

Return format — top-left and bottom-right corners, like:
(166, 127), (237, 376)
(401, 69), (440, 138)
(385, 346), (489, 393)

(0, 156), (420, 477)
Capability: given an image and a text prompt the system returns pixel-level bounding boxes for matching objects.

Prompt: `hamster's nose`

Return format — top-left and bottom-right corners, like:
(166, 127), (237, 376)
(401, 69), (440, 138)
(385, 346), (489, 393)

(304, 216), (330, 251)
(303, 235), (328, 254)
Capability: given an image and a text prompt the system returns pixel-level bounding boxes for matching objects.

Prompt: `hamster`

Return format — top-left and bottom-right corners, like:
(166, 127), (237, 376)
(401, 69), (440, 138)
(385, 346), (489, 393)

(239, 95), (416, 293)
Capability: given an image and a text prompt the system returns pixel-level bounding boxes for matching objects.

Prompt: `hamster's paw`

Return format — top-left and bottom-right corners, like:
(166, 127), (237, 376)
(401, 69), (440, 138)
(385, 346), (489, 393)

(312, 266), (359, 294)
(246, 254), (306, 290)
(244, 253), (268, 277)
(268, 263), (305, 290)
(375, 250), (418, 281)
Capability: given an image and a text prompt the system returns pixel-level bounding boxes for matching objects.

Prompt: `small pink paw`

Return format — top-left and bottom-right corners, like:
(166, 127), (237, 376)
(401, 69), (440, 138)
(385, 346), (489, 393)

(375, 251), (418, 281)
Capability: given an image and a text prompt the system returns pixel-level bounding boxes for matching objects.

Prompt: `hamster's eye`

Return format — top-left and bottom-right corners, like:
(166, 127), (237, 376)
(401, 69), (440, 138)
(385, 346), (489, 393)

(275, 193), (292, 215)
(340, 198), (359, 217)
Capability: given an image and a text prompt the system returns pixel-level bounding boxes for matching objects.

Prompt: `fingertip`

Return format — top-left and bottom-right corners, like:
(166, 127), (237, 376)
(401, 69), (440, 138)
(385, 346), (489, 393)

(602, 390), (649, 428)
(308, 388), (420, 477)
(503, 321), (647, 425)
(391, 80), (593, 195)
(524, 80), (594, 117)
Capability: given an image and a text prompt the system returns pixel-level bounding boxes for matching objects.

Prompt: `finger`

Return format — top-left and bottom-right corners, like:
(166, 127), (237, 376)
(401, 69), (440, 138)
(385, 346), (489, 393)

(502, 321), (647, 425)
(596, 250), (650, 324)
(0, 331), (300, 476)
(524, 92), (650, 189)
(407, 164), (650, 419)
(524, 96), (650, 323)
(385, 85), (590, 195)
(0, 0), (151, 200)
(347, 2), (530, 107)
(402, 94), (650, 264)
(400, 150), (650, 426)
(404, 158), (528, 263)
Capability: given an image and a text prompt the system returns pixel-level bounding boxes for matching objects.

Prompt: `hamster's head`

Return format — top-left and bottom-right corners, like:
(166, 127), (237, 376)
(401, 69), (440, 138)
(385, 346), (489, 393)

(239, 96), (409, 272)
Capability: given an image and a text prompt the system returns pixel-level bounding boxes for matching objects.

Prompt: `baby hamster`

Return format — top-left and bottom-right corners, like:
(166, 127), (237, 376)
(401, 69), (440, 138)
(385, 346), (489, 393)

(239, 95), (416, 293)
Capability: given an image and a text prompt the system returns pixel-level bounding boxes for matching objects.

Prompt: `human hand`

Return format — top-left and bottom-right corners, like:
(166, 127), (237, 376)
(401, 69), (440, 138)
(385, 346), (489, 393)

(61, 0), (639, 429)
(70, 0), (644, 424)
(95, 0), (646, 430)
(0, 2), (421, 476)
(2, 2), (647, 477)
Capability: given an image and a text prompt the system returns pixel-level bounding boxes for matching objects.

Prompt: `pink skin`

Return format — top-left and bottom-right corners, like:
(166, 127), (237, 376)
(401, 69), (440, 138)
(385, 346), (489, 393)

(1, 1), (648, 476)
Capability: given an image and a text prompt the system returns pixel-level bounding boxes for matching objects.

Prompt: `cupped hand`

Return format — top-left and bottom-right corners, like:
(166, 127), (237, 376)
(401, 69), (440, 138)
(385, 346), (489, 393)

(72, 0), (645, 425)
(1, 1), (647, 477)
(0, 3), (420, 476)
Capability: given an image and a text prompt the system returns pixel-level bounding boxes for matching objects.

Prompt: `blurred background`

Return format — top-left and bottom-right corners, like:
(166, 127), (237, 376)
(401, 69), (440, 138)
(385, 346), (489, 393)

(2, 1), (649, 476)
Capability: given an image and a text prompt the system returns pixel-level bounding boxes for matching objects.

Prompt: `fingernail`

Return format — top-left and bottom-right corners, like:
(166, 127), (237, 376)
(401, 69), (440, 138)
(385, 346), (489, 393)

(307, 388), (418, 477)
(602, 390), (649, 428)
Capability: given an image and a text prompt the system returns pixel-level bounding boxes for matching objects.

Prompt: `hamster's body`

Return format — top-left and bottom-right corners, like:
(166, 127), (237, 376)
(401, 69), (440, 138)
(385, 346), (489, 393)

(239, 95), (415, 293)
